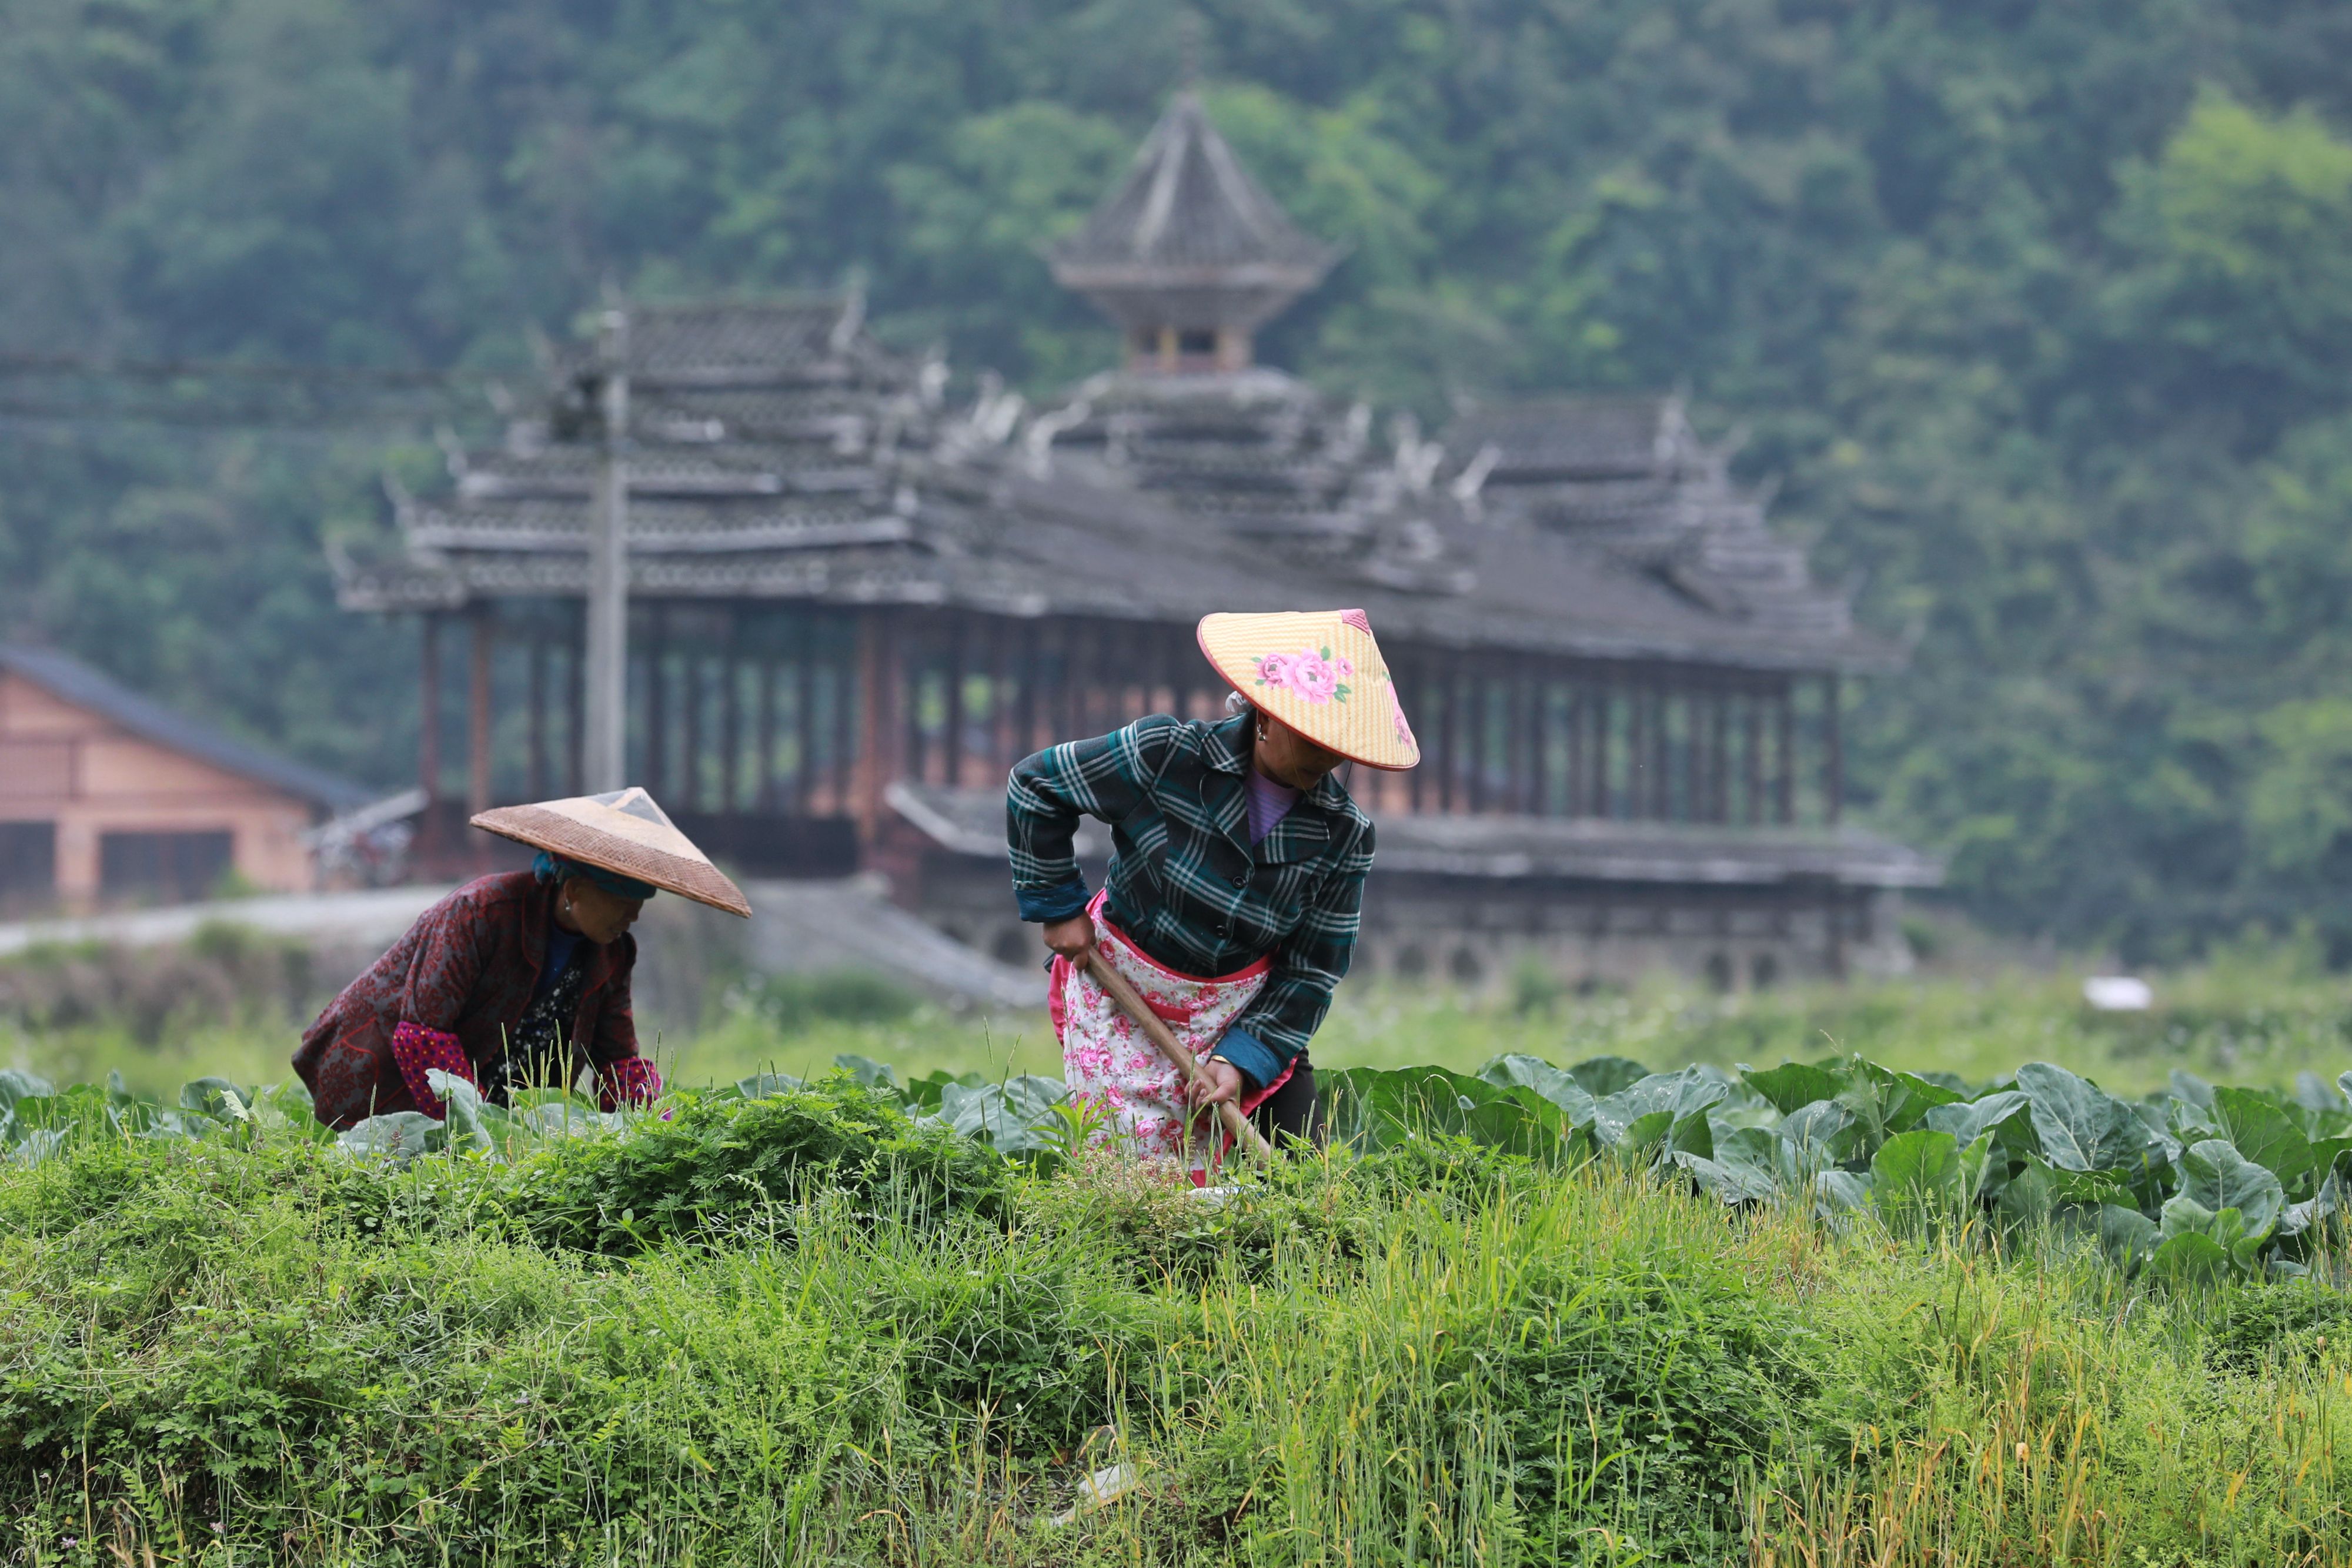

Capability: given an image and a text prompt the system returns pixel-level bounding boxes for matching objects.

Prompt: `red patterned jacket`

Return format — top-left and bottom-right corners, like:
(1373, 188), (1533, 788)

(294, 872), (643, 1128)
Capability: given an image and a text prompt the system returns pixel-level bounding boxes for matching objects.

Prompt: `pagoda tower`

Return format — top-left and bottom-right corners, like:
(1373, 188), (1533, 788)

(1048, 91), (1337, 373)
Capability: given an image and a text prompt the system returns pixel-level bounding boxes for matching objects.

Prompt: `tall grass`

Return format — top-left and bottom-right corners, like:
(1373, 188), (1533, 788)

(6, 1085), (2350, 1564)
(1746, 1228), (2352, 1566)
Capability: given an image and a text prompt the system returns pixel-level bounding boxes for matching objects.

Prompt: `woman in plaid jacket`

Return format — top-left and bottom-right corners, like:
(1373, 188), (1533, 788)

(1008, 610), (1418, 1162)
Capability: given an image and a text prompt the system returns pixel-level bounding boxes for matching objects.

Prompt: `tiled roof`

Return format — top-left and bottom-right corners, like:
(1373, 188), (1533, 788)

(552, 296), (875, 386)
(338, 302), (1892, 673)
(1445, 397), (1702, 481)
(1050, 92), (1337, 277)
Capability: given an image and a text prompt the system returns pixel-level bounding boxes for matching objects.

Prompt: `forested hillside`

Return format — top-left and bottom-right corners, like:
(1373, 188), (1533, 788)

(6, 0), (2352, 959)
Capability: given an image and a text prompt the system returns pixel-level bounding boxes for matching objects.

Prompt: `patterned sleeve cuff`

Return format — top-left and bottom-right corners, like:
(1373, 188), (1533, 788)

(1015, 877), (1090, 923)
(1210, 1027), (1284, 1095)
(596, 1056), (663, 1111)
(390, 1021), (471, 1122)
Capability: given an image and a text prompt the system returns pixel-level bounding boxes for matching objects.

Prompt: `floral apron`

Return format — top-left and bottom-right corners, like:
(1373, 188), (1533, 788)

(1049, 891), (1294, 1179)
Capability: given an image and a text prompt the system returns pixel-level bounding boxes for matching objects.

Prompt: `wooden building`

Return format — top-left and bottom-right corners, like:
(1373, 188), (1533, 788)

(0, 645), (369, 910)
(337, 92), (1937, 987)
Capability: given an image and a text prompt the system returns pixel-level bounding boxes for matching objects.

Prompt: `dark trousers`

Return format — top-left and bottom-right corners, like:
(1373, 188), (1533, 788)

(1250, 1057), (1324, 1148)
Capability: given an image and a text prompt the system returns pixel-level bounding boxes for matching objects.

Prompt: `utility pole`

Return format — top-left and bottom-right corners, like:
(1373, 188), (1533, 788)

(582, 304), (630, 793)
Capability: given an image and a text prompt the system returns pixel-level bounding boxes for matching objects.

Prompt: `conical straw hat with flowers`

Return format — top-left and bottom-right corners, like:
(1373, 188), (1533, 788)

(1197, 609), (1420, 770)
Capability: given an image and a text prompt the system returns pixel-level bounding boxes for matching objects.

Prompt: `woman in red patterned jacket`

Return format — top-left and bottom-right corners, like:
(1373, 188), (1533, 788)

(294, 787), (750, 1129)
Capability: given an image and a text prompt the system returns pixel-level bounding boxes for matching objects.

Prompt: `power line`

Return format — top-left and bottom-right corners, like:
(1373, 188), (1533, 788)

(0, 349), (501, 437)
(0, 352), (479, 387)
(0, 406), (458, 441)
(0, 398), (489, 439)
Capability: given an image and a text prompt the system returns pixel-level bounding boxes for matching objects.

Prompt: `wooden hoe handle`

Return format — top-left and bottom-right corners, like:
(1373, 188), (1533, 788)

(1083, 951), (1277, 1161)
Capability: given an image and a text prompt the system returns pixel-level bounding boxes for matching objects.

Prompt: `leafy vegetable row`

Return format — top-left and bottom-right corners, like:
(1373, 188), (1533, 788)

(1324, 1053), (2352, 1282)
(7, 1051), (2347, 1280)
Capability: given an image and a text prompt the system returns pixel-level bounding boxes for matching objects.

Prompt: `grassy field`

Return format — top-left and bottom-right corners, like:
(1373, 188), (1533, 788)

(4, 1074), (2349, 1566)
(9, 937), (2352, 1559)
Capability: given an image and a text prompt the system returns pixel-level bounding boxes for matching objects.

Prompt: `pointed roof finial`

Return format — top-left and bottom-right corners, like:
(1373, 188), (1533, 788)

(1048, 89), (1337, 340)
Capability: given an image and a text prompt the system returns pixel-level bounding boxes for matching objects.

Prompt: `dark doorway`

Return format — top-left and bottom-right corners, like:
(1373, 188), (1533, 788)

(0, 821), (55, 900)
(100, 830), (234, 902)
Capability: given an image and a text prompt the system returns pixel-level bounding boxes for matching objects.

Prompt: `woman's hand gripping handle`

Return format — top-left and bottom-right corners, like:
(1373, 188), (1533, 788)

(1041, 912), (1097, 969)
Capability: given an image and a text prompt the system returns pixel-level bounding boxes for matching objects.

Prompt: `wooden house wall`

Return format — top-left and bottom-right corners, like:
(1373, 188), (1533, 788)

(0, 670), (319, 904)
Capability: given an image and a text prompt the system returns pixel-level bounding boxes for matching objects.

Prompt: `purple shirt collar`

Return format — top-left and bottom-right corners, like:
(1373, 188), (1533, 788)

(1244, 768), (1301, 844)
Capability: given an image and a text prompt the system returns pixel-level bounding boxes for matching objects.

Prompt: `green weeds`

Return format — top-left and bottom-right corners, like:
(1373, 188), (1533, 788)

(5, 1065), (2352, 1564)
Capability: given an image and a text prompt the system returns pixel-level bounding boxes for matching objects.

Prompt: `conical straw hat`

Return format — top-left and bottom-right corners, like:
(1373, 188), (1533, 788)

(1197, 608), (1420, 771)
(471, 787), (752, 917)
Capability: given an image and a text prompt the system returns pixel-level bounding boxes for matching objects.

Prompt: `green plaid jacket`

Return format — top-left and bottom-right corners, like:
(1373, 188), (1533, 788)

(1007, 711), (1375, 1089)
